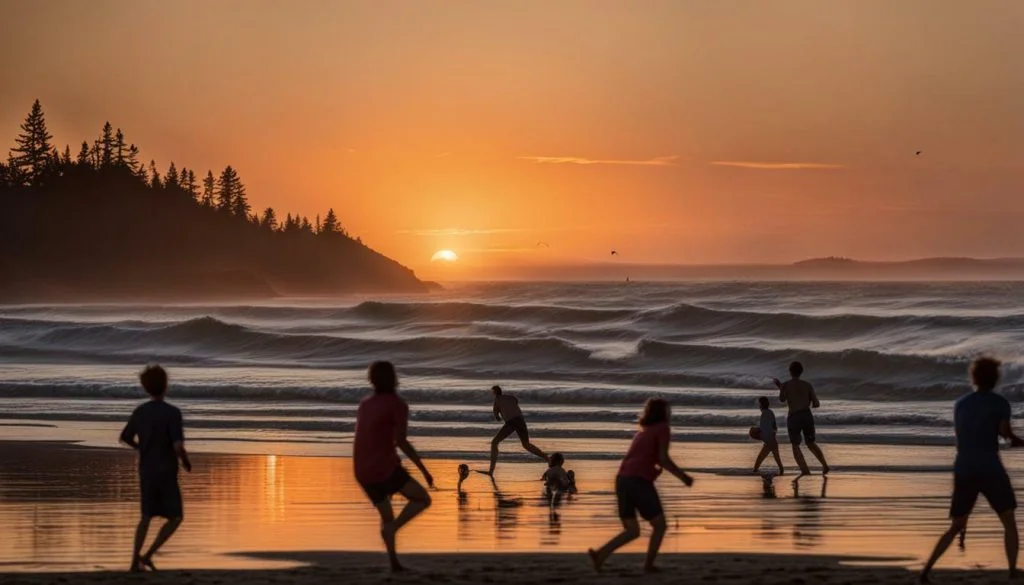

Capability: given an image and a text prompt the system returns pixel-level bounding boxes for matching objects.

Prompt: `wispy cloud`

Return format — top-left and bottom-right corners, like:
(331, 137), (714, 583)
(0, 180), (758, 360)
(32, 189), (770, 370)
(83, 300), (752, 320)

(520, 155), (679, 167)
(710, 161), (844, 170)
(395, 223), (675, 237)
(396, 227), (529, 236)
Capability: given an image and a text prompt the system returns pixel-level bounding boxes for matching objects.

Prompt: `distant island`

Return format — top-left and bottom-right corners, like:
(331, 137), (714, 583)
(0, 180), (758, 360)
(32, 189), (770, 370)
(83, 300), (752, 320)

(0, 100), (429, 301)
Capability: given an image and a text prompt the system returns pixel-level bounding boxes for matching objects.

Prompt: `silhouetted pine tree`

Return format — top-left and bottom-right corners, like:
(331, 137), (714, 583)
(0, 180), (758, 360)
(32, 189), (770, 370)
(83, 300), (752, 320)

(4, 153), (25, 186)
(315, 214), (321, 234)
(321, 208), (340, 234)
(232, 187), (251, 218)
(127, 144), (141, 173)
(260, 207), (277, 230)
(114, 129), (127, 167)
(90, 140), (101, 168)
(76, 142), (90, 167)
(149, 160), (162, 189)
(216, 165), (239, 212)
(165, 162), (180, 189)
(99, 122), (114, 168)
(182, 169), (198, 200)
(302, 216), (313, 233)
(11, 99), (54, 184)
(48, 148), (61, 174)
(61, 145), (71, 166)
(201, 171), (215, 207)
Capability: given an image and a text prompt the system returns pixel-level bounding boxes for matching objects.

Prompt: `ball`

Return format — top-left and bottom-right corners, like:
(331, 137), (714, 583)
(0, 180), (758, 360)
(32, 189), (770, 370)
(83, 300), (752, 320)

(748, 426), (762, 441)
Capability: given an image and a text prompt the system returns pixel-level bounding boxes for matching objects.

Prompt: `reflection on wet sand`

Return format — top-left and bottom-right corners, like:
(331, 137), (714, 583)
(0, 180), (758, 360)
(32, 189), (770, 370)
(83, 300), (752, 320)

(0, 443), (1013, 571)
(792, 477), (828, 549)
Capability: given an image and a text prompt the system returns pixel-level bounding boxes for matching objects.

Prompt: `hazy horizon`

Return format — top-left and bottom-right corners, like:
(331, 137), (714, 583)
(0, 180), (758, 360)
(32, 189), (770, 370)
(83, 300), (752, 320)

(4, 0), (1024, 280)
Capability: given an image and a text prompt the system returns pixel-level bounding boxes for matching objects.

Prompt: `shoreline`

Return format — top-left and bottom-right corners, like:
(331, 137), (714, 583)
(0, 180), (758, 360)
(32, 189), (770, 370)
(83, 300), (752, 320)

(0, 552), (1013, 584)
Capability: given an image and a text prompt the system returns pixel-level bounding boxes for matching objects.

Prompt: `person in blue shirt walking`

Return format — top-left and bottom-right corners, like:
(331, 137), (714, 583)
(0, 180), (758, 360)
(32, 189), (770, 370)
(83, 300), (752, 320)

(920, 357), (1024, 583)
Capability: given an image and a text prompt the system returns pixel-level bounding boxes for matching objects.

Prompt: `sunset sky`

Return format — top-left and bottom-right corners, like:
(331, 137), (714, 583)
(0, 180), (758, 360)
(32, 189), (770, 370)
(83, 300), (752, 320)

(3, 1), (1023, 278)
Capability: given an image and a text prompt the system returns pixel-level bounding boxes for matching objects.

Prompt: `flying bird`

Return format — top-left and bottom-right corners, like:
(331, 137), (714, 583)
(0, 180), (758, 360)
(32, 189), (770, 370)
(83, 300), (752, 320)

(915, 151), (922, 156)
(610, 250), (618, 256)
(536, 241), (550, 248)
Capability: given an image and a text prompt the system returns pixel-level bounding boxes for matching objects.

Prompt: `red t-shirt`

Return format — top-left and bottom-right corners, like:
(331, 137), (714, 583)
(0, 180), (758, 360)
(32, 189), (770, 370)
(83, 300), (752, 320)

(353, 392), (408, 484)
(618, 422), (670, 481)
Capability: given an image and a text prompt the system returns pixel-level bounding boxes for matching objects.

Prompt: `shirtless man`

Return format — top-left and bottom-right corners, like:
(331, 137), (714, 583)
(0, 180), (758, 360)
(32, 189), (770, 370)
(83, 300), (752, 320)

(481, 385), (548, 475)
(775, 361), (830, 478)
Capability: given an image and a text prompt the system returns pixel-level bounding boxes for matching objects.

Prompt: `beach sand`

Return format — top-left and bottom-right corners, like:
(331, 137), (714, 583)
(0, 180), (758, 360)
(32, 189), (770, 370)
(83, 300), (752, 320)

(0, 439), (1017, 582)
(0, 552), (1015, 585)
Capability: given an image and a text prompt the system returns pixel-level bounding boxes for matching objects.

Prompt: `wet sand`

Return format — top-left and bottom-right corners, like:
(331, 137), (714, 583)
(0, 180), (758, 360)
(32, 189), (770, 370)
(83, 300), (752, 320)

(0, 439), (1016, 579)
(0, 552), (1015, 585)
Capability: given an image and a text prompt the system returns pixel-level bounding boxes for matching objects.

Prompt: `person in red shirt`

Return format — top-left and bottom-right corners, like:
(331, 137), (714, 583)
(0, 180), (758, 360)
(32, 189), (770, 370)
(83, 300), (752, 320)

(588, 398), (694, 573)
(354, 361), (434, 572)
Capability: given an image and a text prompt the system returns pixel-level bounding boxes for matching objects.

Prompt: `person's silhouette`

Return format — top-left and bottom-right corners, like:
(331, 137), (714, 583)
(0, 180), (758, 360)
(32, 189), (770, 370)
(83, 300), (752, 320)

(775, 362), (830, 479)
(920, 358), (1024, 583)
(353, 361), (434, 572)
(480, 385), (548, 476)
(119, 364), (192, 572)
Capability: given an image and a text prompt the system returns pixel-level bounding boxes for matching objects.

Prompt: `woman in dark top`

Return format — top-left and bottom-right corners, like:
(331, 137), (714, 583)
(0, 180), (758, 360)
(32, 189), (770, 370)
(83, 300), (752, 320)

(588, 398), (694, 573)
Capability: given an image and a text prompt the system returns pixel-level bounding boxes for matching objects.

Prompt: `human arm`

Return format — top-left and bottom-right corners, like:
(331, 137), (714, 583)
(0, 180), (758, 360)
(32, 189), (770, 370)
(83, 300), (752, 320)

(775, 378), (787, 403)
(119, 412), (138, 449)
(658, 444), (693, 487)
(999, 400), (1024, 447)
(810, 384), (821, 409)
(171, 409), (192, 472)
(398, 438), (433, 487)
(493, 400), (502, 421)
(656, 427), (693, 487)
(396, 402), (433, 486)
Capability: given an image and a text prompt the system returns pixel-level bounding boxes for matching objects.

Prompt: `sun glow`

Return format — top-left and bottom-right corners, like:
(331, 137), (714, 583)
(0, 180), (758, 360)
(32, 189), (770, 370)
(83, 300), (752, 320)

(431, 249), (459, 262)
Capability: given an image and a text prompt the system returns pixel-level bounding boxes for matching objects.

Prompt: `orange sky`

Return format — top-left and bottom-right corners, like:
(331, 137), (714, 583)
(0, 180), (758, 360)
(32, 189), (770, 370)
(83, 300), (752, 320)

(3, 1), (1024, 279)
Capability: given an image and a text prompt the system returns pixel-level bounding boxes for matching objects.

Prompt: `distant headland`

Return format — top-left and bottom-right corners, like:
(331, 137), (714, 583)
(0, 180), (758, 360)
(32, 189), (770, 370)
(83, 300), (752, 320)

(0, 100), (430, 301)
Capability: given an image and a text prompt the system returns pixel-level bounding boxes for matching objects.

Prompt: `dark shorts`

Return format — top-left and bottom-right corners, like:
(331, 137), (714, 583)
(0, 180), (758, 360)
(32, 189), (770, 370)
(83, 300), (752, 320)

(140, 473), (183, 519)
(951, 471), (1017, 518)
(787, 408), (816, 445)
(500, 416), (530, 442)
(616, 475), (663, 521)
(359, 466), (412, 505)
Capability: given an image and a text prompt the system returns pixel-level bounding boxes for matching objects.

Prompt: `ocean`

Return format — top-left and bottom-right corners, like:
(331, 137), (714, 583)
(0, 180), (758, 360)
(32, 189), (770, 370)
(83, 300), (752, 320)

(1, 281), (1020, 471)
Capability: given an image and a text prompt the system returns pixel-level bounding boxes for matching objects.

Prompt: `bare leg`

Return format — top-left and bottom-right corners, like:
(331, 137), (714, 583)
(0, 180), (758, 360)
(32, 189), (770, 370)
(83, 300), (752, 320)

(588, 518), (641, 572)
(373, 498), (401, 572)
(644, 515), (667, 573)
(129, 516), (152, 572)
(998, 509), (1019, 579)
(487, 424), (516, 475)
(771, 444), (785, 475)
(920, 516), (968, 583)
(753, 444), (771, 473)
(393, 479), (432, 533)
(140, 517), (182, 569)
(791, 444), (811, 477)
(520, 439), (548, 462)
(806, 441), (830, 475)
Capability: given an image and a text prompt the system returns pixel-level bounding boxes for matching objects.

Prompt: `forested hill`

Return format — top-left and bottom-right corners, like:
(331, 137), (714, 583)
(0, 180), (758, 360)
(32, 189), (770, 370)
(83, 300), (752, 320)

(0, 100), (428, 301)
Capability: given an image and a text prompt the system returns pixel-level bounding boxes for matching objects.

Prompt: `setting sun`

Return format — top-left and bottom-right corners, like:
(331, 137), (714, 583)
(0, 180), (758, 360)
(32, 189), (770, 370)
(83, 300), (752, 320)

(430, 249), (458, 263)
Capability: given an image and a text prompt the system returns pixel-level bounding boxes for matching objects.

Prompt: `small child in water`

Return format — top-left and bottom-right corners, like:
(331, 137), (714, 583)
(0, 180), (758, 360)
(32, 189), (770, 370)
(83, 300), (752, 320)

(457, 463), (470, 492)
(753, 396), (785, 476)
(542, 453), (572, 508)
